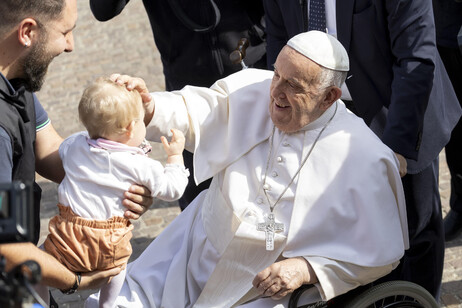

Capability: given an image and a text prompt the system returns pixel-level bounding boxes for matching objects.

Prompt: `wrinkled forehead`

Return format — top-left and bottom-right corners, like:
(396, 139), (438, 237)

(274, 46), (322, 82)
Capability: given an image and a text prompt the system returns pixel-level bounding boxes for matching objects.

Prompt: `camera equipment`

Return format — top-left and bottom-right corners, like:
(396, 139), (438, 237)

(0, 257), (45, 307)
(0, 181), (35, 243)
(0, 181), (47, 307)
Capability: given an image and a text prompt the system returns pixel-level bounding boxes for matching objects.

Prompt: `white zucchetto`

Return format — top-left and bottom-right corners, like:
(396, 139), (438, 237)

(287, 30), (350, 72)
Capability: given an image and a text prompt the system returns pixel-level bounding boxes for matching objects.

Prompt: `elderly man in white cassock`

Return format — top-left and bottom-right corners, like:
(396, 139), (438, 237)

(87, 30), (409, 307)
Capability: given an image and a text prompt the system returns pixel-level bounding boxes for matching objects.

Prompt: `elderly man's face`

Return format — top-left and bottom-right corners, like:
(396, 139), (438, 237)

(269, 46), (327, 133)
(20, 0), (77, 91)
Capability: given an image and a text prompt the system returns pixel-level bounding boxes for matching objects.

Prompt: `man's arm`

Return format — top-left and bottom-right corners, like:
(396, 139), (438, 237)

(35, 123), (65, 183)
(0, 243), (120, 291)
(382, 0), (436, 160)
(89, 0), (130, 22)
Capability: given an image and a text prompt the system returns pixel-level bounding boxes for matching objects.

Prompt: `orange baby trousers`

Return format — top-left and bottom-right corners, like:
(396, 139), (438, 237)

(44, 204), (134, 272)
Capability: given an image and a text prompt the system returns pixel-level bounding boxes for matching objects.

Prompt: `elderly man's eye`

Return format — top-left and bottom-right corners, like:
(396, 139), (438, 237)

(288, 82), (299, 90)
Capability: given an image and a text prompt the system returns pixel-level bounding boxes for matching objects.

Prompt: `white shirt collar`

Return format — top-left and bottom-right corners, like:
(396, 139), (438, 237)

(301, 100), (338, 131)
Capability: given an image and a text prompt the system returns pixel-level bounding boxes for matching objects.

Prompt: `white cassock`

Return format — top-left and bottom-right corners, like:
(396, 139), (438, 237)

(101, 69), (408, 308)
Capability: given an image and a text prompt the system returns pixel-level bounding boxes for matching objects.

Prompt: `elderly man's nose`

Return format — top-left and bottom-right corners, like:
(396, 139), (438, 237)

(272, 83), (285, 99)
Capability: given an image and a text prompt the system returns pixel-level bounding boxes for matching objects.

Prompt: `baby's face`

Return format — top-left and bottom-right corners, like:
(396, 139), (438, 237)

(126, 108), (146, 147)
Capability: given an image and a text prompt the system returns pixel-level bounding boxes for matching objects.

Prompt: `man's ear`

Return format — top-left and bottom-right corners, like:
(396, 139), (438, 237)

(18, 18), (39, 47)
(320, 86), (342, 111)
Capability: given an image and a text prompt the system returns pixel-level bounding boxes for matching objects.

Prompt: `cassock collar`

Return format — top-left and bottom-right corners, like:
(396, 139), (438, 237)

(300, 100), (339, 131)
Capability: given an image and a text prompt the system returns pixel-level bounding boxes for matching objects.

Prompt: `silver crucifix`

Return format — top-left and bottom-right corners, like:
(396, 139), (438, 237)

(257, 213), (285, 251)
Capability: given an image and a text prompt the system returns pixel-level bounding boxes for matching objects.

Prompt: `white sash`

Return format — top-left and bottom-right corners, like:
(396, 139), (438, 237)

(195, 178), (287, 307)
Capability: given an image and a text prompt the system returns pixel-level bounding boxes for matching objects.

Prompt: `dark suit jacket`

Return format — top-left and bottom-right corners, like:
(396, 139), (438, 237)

(264, 0), (462, 173)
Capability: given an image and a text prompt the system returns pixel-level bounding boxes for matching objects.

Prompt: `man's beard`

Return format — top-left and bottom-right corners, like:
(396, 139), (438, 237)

(21, 38), (55, 92)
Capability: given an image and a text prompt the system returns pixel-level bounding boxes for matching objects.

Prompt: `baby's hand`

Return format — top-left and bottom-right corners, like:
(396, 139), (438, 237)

(161, 128), (185, 157)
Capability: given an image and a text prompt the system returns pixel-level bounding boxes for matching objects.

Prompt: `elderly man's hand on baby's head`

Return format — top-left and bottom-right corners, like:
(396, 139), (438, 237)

(110, 73), (152, 103)
(109, 73), (155, 124)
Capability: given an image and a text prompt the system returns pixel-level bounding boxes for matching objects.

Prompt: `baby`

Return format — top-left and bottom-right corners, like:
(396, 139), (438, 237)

(43, 77), (189, 307)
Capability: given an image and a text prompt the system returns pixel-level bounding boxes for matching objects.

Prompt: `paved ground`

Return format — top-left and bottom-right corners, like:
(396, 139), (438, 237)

(33, 1), (462, 307)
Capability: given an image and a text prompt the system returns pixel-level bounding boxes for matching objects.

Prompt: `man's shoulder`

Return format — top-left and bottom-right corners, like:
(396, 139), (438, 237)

(0, 96), (28, 134)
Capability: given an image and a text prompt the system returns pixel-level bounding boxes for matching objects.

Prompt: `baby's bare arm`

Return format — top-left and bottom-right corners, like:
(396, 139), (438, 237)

(161, 128), (185, 165)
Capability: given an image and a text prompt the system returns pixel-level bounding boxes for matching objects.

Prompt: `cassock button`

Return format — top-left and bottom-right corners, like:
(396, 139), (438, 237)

(282, 141), (290, 147)
(271, 171), (278, 177)
(277, 156), (283, 163)
(263, 183), (270, 191)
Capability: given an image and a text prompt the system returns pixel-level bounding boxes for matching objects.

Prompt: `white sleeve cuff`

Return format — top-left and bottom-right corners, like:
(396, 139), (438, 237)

(304, 256), (398, 301)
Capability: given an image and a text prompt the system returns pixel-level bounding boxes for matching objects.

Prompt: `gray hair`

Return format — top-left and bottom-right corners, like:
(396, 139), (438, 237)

(0, 0), (66, 35)
(318, 67), (347, 90)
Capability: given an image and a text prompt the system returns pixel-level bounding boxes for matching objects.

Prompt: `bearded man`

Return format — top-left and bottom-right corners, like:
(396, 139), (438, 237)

(88, 31), (409, 308)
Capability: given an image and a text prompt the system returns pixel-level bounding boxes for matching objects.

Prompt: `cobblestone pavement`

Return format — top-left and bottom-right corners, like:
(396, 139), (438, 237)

(33, 1), (462, 307)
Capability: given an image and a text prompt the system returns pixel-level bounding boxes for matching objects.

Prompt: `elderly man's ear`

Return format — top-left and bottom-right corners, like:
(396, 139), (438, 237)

(320, 86), (342, 111)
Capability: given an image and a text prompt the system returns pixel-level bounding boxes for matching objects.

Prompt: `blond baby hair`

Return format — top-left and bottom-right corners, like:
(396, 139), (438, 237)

(79, 77), (143, 139)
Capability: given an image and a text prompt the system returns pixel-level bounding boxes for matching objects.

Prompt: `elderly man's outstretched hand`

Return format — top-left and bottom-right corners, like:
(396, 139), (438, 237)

(110, 73), (151, 102)
(110, 73), (155, 125)
(252, 257), (318, 300)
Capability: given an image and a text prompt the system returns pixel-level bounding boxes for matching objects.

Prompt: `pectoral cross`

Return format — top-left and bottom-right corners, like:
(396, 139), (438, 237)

(257, 213), (285, 251)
